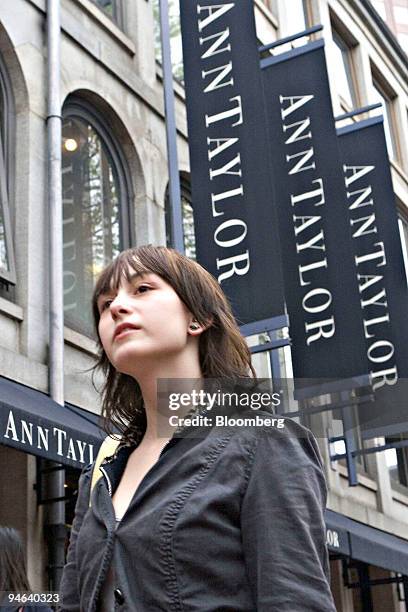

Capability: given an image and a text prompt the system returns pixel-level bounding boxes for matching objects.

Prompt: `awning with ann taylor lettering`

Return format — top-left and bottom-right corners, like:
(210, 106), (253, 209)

(0, 375), (104, 469)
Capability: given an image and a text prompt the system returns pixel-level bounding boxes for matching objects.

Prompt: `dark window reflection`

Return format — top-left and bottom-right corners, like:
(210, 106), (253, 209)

(0, 74), (11, 284)
(62, 116), (122, 335)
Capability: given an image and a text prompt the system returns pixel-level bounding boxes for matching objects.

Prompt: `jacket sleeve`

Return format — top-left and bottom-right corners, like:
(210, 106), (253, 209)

(240, 419), (336, 612)
(58, 463), (93, 612)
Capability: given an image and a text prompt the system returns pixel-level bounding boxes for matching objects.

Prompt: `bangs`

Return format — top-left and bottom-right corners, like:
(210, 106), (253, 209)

(93, 251), (151, 309)
(92, 246), (181, 320)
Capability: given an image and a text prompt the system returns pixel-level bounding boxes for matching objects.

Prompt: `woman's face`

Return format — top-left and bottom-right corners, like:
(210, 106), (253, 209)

(97, 270), (195, 376)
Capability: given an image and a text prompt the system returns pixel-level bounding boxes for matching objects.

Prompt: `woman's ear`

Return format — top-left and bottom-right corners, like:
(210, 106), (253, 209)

(188, 317), (213, 336)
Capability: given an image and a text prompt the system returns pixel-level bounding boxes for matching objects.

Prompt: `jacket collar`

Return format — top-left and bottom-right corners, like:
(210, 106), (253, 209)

(99, 401), (216, 495)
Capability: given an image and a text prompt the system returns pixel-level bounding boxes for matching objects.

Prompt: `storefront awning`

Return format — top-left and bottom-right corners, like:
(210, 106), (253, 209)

(325, 509), (408, 575)
(0, 375), (105, 469)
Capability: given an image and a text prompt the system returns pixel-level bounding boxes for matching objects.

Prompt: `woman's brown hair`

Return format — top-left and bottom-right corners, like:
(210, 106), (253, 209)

(91, 245), (256, 445)
(0, 527), (31, 594)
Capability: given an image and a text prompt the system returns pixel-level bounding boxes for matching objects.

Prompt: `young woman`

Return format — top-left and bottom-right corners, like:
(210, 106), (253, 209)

(0, 527), (53, 612)
(59, 245), (336, 611)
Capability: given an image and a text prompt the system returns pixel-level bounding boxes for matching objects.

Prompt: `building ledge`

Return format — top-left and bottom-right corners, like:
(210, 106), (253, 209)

(64, 326), (98, 357)
(337, 463), (378, 491)
(392, 486), (408, 507)
(0, 346), (47, 393)
(0, 296), (23, 322)
(28, 0), (135, 56)
(327, 492), (408, 539)
(74, 0), (136, 56)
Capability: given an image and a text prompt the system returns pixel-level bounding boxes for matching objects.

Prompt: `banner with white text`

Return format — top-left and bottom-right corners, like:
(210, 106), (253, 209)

(337, 117), (408, 438)
(261, 40), (370, 391)
(179, 0), (285, 326)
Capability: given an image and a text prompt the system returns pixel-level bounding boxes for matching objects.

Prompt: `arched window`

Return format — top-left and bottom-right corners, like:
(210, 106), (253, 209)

(62, 97), (132, 336)
(0, 52), (16, 288)
(165, 173), (196, 260)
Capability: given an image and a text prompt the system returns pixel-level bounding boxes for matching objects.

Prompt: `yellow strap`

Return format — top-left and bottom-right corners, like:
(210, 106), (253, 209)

(89, 435), (121, 507)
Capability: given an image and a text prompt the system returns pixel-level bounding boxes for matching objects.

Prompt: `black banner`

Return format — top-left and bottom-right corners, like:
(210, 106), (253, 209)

(337, 117), (408, 438)
(261, 40), (369, 388)
(179, 0), (285, 326)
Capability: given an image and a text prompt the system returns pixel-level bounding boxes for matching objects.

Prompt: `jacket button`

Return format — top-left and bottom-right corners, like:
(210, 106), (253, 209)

(114, 588), (125, 605)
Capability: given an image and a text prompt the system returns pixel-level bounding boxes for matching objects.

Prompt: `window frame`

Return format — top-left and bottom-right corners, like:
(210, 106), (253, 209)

(371, 70), (399, 162)
(327, 403), (372, 477)
(62, 97), (133, 336)
(398, 215), (408, 285)
(385, 433), (408, 492)
(302, 0), (314, 29)
(0, 52), (16, 286)
(330, 25), (359, 112)
(90, 0), (124, 28)
(258, 0), (278, 17)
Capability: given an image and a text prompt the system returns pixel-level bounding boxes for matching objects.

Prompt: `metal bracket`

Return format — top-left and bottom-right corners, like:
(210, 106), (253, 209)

(35, 458), (74, 506)
(334, 102), (382, 122)
(258, 24), (323, 54)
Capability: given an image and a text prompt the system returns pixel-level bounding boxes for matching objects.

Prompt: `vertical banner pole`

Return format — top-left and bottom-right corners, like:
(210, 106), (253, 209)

(159, 0), (184, 252)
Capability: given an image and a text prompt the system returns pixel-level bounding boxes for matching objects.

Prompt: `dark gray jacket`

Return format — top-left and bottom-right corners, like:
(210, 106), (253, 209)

(59, 413), (336, 611)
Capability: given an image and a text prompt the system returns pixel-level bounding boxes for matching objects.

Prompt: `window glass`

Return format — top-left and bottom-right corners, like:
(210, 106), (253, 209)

(181, 194), (196, 260)
(0, 86), (4, 155)
(398, 217), (408, 285)
(331, 30), (356, 109)
(0, 61), (15, 288)
(153, 0), (184, 83)
(371, 81), (397, 159)
(334, 408), (370, 474)
(293, 0), (308, 32)
(384, 219), (408, 487)
(385, 436), (408, 488)
(0, 89), (6, 273)
(62, 115), (123, 334)
(92, 0), (119, 22)
(276, 0), (309, 51)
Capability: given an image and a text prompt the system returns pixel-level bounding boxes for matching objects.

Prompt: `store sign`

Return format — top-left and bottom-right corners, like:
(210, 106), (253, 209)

(325, 526), (350, 555)
(179, 0), (285, 325)
(261, 40), (369, 390)
(326, 528), (340, 549)
(337, 117), (408, 438)
(325, 515), (351, 556)
(1, 407), (96, 468)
